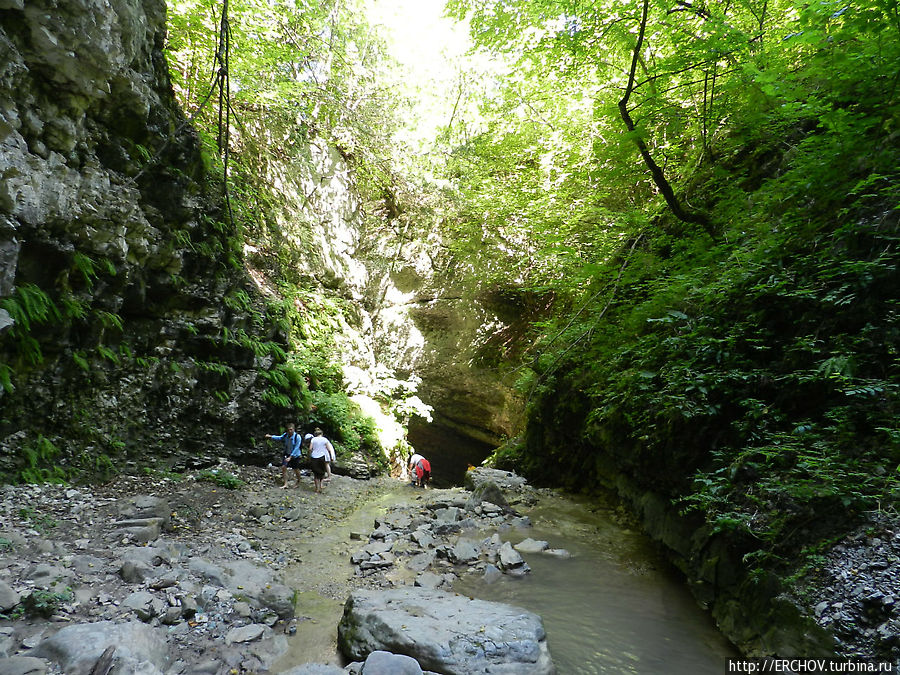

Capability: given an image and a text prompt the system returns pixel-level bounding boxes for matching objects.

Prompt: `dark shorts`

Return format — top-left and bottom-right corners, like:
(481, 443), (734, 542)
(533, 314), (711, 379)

(286, 455), (302, 469)
(310, 456), (327, 479)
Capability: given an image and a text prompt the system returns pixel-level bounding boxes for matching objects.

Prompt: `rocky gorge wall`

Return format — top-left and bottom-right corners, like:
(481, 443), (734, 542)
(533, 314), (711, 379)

(234, 118), (525, 481)
(0, 0), (525, 483)
(523, 380), (900, 662)
(0, 0), (288, 475)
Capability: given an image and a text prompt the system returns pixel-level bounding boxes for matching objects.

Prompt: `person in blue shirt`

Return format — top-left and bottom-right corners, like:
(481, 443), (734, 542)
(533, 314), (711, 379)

(266, 423), (303, 489)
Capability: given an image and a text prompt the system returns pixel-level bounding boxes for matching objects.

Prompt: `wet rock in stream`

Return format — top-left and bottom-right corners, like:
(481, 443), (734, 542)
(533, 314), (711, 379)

(344, 468), (571, 588)
(338, 588), (554, 674)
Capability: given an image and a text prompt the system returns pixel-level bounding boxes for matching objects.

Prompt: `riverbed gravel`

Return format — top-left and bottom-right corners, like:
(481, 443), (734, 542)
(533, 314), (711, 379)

(0, 464), (550, 674)
(0, 462), (401, 674)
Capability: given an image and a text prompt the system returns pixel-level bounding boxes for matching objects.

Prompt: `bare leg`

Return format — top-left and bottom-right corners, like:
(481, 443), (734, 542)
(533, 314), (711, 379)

(293, 468), (302, 487)
(280, 464), (288, 488)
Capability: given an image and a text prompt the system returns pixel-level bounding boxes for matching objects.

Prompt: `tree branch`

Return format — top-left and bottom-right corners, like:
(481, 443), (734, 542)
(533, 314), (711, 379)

(618, 0), (711, 232)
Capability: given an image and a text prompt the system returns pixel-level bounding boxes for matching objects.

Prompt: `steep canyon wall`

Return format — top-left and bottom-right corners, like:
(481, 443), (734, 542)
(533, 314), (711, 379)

(0, 0), (521, 481)
(238, 122), (524, 479)
(0, 0), (286, 474)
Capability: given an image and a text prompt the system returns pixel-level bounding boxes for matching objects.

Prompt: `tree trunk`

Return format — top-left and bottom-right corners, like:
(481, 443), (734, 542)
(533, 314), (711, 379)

(618, 0), (712, 233)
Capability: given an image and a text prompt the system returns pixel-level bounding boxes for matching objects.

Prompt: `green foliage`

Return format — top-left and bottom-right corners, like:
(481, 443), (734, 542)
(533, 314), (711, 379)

(94, 310), (124, 332)
(197, 360), (231, 377)
(17, 506), (58, 533)
(72, 350), (90, 372)
(134, 143), (152, 162)
(223, 289), (252, 313)
(262, 387), (291, 409)
(306, 390), (380, 457)
(78, 452), (117, 482)
(0, 284), (60, 365)
(519, 182), (900, 557)
(16, 436), (68, 485)
(59, 293), (88, 320)
(72, 252), (98, 288)
(197, 469), (244, 489)
(0, 362), (12, 393)
(431, 0), (900, 587)
(16, 588), (73, 618)
(258, 361), (311, 411)
(96, 345), (119, 364)
(165, 0), (401, 240)
(231, 329), (286, 360)
(135, 355), (160, 369)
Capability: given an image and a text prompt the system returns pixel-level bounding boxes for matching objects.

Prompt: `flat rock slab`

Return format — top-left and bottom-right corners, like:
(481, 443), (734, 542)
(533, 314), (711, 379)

(337, 588), (554, 674)
(464, 468), (527, 493)
(358, 650), (423, 674)
(31, 620), (167, 675)
(0, 656), (47, 675)
(0, 579), (20, 612)
(277, 665), (346, 674)
(225, 623), (267, 645)
(514, 538), (549, 554)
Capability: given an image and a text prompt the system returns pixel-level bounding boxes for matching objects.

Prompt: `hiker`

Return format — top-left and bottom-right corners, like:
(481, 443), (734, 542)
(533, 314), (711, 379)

(308, 428), (335, 493)
(408, 452), (431, 488)
(265, 423), (303, 489)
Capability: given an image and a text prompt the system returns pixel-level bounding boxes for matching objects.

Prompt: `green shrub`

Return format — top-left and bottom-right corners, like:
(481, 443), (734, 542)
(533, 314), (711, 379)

(17, 436), (68, 484)
(17, 506), (57, 533)
(18, 588), (73, 618)
(197, 469), (244, 489)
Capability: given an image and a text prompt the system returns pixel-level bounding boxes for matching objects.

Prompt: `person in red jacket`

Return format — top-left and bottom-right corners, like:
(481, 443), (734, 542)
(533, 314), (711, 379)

(408, 452), (431, 488)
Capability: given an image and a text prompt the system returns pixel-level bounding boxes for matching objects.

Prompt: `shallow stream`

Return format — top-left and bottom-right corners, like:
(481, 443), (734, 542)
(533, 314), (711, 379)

(274, 483), (737, 673)
(454, 491), (738, 673)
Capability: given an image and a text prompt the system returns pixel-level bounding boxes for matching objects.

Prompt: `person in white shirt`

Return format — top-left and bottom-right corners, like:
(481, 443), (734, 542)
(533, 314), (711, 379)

(309, 428), (335, 493)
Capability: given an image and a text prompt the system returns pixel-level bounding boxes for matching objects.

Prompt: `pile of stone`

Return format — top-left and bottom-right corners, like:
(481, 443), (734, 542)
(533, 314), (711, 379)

(806, 515), (900, 662)
(347, 469), (569, 589)
(0, 485), (297, 675)
(332, 469), (567, 673)
(0, 467), (565, 674)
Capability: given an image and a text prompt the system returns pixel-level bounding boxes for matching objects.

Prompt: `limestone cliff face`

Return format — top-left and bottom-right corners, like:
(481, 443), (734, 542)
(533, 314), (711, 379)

(236, 116), (524, 480)
(368, 247), (525, 483)
(0, 0), (285, 474)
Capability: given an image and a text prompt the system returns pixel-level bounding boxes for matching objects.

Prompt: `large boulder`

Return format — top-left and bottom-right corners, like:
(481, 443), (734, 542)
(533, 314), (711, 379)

(31, 620), (168, 675)
(465, 480), (511, 513)
(464, 468), (527, 494)
(337, 588), (554, 674)
(0, 579), (20, 612)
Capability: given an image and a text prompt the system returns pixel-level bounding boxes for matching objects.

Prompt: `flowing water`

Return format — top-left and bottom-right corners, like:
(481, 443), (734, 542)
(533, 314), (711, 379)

(454, 492), (739, 674)
(275, 483), (738, 673)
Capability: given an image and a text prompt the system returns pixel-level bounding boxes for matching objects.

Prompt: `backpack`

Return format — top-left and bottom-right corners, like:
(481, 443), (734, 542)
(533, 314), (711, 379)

(284, 432), (300, 456)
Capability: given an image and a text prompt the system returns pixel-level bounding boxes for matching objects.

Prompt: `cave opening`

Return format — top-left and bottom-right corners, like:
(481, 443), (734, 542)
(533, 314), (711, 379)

(406, 416), (497, 488)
